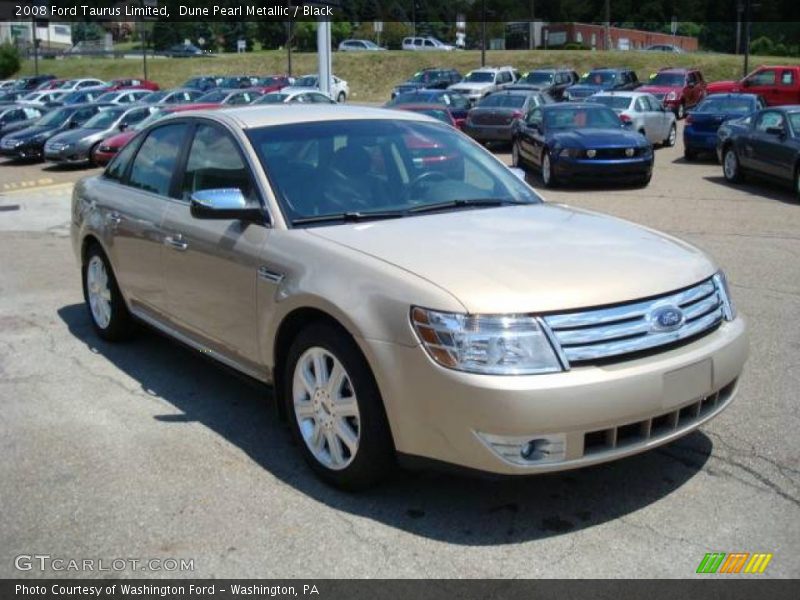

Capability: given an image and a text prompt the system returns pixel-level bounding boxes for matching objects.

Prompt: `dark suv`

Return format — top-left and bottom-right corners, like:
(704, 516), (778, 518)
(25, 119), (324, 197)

(638, 68), (707, 119)
(564, 68), (641, 101)
(391, 68), (462, 99)
(510, 68), (579, 101)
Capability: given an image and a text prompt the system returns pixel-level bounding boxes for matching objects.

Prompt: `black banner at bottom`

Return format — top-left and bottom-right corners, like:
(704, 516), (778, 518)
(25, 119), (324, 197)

(3, 580), (799, 600)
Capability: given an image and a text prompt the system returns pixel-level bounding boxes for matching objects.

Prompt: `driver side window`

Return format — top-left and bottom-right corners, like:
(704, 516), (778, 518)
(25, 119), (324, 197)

(748, 70), (776, 86)
(755, 111), (785, 132)
(526, 108), (543, 128)
(181, 124), (258, 204)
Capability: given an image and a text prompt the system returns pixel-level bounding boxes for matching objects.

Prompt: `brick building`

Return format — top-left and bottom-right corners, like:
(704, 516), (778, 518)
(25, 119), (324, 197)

(543, 23), (699, 52)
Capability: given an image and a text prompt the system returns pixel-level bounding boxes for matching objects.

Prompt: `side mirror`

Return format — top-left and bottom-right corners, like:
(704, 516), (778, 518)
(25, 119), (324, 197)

(190, 189), (263, 222)
(765, 126), (785, 138)
(508, 167), (526, 181)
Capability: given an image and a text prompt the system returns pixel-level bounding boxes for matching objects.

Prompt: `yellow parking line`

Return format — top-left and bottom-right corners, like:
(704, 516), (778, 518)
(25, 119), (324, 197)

(1, 177), (55, 191)
(1, 181), (72, 195)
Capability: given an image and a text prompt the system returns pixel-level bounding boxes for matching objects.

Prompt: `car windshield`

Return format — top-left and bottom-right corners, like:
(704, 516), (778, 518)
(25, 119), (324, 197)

(197, 91), (229, 103)
(36, 108), (72, 127)
(247, 119), (541, 226)
(95, 93), (120, 103)
(463, 72), (495, 83)
(83, 107), (126, 129)
(257, 93), (288, 104)
(649, 73), (686, 86)
(587, 96), (633, 110)
(478, 94), (526, 108)
(521, 72), (554, 85)
(294, 76), (318, 87)
(408, 71), (433, 83)
(258, 77), (281, 86)
(544, 107), (622, 130)
(405, 108), (451, 124)
(219, 77), (246, 87)
(696, 97), (755, 114)
(579, 71), (616, 85)
(61, 91), (88, 103)
(140, 91), (168, 103)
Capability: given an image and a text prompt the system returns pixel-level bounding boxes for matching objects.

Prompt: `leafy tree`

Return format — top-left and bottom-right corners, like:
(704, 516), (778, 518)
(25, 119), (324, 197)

(0, 44), (20, 79)
(749, 36), (774, 56)
(72, 22), (104, 44)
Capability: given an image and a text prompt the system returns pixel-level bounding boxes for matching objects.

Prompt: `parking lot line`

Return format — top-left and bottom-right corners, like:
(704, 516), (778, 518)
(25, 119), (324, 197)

(2, 177), (55, 191)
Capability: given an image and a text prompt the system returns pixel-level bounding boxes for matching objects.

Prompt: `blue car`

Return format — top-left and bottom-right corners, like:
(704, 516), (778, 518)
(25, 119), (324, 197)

(386, 90), (472, 123)
(683, 93), (765, 160)
(511, 103), (653, 187)
(564, 68), (641, 101)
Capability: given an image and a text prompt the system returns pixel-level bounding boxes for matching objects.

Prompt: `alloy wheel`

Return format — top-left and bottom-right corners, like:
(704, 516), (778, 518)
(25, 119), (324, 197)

(542, 154), (552, 185)
(86, 255), (112, 329)
(723, 149), (738, 181)
(292, 347), (361, 470)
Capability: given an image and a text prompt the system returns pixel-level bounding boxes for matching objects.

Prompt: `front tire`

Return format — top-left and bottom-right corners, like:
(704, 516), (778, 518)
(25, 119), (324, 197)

(284, 323), (395, 490)
(676, 102), (686, 120)
(336, 92), (346, 103)
(511, 140), (524, 168)
(82, 244), (132, 341)
(723, 146), (744, 183)
(541, 150), (558, 188)
(794, 165), (800, 202)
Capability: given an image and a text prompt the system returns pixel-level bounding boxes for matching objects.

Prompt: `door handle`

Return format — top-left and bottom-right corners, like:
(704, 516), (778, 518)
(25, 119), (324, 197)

(164, 234), (188, 251)
(107, 212), (122, 226)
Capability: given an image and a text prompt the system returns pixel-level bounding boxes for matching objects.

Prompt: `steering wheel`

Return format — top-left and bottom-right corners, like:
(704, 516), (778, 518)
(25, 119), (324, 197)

(408, 170), (448, 196)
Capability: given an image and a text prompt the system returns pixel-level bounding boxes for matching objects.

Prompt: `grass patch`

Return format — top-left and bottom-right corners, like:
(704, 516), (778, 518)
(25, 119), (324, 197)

(19, 50), (800, 103)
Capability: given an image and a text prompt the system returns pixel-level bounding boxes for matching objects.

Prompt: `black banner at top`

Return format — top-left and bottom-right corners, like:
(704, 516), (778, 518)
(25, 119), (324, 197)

(1, 0), (799, 23)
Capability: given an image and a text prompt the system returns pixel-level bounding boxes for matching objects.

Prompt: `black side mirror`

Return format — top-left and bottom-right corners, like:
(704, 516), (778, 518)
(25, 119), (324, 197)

(68, 120), (80, 129)
(765, 126), (785, 138)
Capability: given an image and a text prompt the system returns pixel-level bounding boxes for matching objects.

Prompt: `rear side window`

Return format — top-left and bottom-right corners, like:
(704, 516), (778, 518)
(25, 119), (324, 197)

(104, 138), (139, 182)
(780, 70), (794, 86)
(128, 123), (188, 196)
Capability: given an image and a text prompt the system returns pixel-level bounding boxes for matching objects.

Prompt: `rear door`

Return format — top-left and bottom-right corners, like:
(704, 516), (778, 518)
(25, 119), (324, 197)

(160, 121), (271, 372)
(99, 122), (189, 315)
(776, 69), (798, 106)
(750, 110), (795, 179)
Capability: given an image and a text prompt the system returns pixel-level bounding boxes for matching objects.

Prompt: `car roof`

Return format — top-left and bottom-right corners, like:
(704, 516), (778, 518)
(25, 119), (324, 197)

(166, 105), (435, 129)
(543, 103), (604, 110)
(593, 91), (650, 97)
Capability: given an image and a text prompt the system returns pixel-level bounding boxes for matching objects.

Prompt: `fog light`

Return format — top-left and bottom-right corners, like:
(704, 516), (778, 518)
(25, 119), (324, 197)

(586, 149), (597, 158)
(625, 148), (635, 157)
(478, 432), (567, 466)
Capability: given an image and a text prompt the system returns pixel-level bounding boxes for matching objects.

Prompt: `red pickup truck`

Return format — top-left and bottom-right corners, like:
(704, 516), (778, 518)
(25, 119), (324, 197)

(706, 65), (800, 106)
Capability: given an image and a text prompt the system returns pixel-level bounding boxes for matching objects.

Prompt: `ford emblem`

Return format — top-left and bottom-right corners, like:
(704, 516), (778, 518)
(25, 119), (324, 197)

(650, 305), (684, 332)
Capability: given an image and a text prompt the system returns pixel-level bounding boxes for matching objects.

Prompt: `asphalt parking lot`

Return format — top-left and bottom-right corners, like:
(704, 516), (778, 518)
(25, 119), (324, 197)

(0, 123), (798, 579)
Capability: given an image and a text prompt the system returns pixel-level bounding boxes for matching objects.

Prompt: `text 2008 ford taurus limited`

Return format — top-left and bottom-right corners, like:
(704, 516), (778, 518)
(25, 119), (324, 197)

(71, 105), (748, 490)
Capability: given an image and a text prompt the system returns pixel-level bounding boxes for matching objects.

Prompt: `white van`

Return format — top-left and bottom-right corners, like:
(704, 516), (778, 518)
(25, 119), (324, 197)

(401, 37), (455, 51)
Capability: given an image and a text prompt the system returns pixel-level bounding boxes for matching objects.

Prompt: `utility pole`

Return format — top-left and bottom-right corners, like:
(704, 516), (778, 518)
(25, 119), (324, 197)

(735, 0), (744, 54)
(411, 1), (416, 37)
(31, 19), (39, 76)
(529, 0), (535, 50)
(743, 0), (751, 77)
(604, 0), (611, 51)
(287, 0), (293, 76)
(481, 0), (486, 66)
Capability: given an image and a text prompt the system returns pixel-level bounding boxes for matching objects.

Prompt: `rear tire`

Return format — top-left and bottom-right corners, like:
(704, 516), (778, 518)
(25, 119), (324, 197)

(88, 142), (102, 167)
(676, 103), (686, 120)
(723, 146), (744, 183)
(664, 124), (677, 147)
(336, 92), (346, 103)
(283, 323), (395, 491)
(82, 243), (132, 342)
(794, 165), (800, 202)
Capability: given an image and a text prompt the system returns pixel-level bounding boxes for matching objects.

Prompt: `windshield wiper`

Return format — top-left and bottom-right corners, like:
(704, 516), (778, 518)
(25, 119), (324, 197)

(292, 210), (407, 226)
(407, 198), (531, 214)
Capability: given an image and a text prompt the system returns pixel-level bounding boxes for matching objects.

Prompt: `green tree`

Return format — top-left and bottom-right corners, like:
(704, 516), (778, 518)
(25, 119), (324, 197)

(0, 44), (20, 79)
(72, 22), (104, 44)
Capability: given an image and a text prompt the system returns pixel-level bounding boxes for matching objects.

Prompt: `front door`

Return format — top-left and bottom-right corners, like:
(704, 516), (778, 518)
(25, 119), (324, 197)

(161, 121), (271, 371)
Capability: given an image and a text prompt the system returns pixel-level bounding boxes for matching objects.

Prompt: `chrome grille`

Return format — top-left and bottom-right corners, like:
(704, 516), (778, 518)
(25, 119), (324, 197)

(544, 278), (725, 365)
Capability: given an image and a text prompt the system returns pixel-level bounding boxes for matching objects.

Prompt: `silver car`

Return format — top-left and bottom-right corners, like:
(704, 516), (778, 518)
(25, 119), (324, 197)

(71, 106), (747, 490)
(588, 91), (677, 147)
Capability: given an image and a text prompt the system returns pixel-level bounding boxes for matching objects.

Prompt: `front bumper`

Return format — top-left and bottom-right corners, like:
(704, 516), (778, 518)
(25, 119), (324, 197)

(0, 141), (44, 160)
(552, 156), (653, 180)
(463, 123), (514, 142)
(44, 145), (91, 164)
(361, 317), (747, 475)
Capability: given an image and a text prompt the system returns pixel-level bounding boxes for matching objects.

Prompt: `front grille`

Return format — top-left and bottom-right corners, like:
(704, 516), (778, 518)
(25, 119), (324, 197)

(582, 379), (737, 457)
(544, 278), (725, 365)
(591, 147), (644, 159)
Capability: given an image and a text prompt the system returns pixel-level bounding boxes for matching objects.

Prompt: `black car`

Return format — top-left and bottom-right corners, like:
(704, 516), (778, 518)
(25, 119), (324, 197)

(0, 105), (45, 141)
(510, 68), (579, 101)
(13, 75), (57, 92)
(164, 43), (209, 58)
(717, 105), (800, 201)
(511, 103), (653, 187)
(386, 90), (472, 125)
(390, 68), (462, 99)
(565, 68), (641, 101)
(464, 90), (554, 144)
(0, 103), (110, 161)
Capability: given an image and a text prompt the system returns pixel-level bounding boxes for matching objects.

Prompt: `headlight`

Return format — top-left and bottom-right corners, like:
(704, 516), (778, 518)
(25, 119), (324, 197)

(713, 271), (737, 321)
(666, 91), (677, 101)
(564, 91), (571, 100)
(411, 307), (562, 375)
(559, 148), (583, 158)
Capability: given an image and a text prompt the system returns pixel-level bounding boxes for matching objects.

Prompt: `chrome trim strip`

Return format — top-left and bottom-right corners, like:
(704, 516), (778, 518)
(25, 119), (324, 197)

(257, 266), (284, 284)
(536, 316), (571, 370)
(553, 318), (651, 346)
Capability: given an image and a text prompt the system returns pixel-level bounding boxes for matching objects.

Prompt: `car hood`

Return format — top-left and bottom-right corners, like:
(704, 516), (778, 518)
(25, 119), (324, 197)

(102, 131), (136, 148)
(6, 125), (60, 141)
(48, 128), (104, 145)
(568, 83), (607, 94)
(706, 80), (739, 93)
(307, 204), (715, 313)
(549, 128), (647, 148)
(450, 82), (493, 92)
(638, 85), (679, 94)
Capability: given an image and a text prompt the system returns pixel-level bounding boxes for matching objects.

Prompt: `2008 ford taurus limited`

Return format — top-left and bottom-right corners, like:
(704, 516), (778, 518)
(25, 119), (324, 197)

(71, 105), (748, 490)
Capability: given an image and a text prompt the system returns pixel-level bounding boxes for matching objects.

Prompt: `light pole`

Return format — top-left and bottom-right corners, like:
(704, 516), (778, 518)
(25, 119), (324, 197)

(604, 0), (611, 51)
(481, 0), (486, 66)
(287, 0), (293, 76)
(743, 0), (751, 77)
